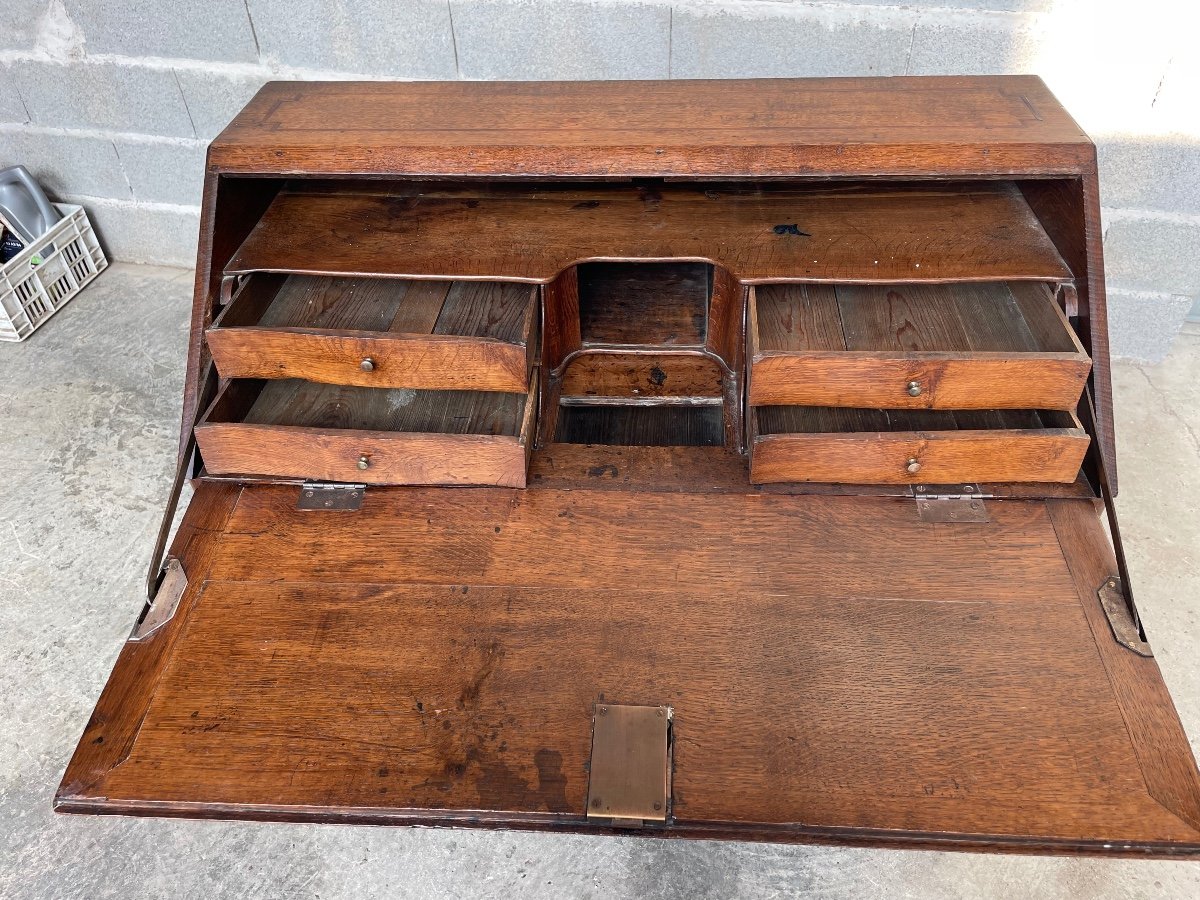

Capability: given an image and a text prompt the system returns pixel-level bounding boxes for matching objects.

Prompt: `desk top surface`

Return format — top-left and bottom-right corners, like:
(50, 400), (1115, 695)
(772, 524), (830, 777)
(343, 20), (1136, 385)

(209, 76), (1093, 178)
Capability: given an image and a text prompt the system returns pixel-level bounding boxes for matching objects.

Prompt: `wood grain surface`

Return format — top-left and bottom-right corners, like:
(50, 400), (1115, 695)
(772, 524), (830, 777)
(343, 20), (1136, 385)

(56, 481), (243, 802)
(225, 182), (1071, 285)
(751, 407), (1090, 484)
(208, 77), (1093, 177)
(578, 261), (709, 347)
(1048, 499), (1200, 832)
(78, 77), (1162, 855)
(174, 77), (1118, 499)
(195, 379), (534, 486)
(207, 275), (536, 392)
(525, 444), (1096, 500)
(178, 176), (282, 465)
(197, 426), (531, 487)
(58, 481), (1200, 855)
(1020, 176), (1118, 492)
(560, 352), (724, 400)
(749, 281), (1091, 409)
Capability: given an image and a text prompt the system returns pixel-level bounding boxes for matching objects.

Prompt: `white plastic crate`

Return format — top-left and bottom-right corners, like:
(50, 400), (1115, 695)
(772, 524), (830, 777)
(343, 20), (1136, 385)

(0, 203), (107, 342)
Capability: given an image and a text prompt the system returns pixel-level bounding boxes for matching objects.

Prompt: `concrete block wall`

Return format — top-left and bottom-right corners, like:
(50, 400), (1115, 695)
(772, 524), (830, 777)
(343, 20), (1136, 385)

(1, 0), (1197, 361)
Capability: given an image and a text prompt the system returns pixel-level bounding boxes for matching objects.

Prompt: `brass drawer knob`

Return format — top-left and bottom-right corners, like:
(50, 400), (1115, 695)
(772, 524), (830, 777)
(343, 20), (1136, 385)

(360, 357), (376, 372)
(357, 455), (371, 470)
(906, 380), (922, 397)
(906, 457), (921, 475)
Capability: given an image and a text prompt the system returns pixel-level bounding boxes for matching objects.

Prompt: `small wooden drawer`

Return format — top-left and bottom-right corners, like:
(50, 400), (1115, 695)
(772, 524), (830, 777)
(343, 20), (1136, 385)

(207, 274), (538, 393)
(195, 378), (537, 487)
(748, 281), (1090, 410)
(750, 406), (1090, 485)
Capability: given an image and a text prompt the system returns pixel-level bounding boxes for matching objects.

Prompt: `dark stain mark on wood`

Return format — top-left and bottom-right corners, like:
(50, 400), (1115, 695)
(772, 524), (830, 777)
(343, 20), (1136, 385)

(534, 749), (570, 813)
(458, 640), (503, 711)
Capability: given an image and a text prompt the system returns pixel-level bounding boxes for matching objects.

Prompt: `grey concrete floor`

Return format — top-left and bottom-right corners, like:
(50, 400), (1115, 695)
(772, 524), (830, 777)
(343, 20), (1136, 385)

(2, 263), (1199, 898)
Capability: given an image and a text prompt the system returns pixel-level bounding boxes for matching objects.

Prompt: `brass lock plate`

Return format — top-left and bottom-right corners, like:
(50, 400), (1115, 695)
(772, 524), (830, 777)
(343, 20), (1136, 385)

(586, 703), (672, 824)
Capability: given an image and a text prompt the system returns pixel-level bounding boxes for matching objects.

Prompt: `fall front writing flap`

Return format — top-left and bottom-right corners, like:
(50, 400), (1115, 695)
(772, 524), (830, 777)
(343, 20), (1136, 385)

(58, 477), (1200, 856)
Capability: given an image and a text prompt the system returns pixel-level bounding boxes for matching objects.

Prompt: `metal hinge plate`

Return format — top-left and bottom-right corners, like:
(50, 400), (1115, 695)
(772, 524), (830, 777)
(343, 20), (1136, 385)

(586, 703), (672, 826)
(132, 558), (188, 641)
(297, 482), (366, 511)
(1098, 575), (1153, 657)
(914, 484), (989, 523)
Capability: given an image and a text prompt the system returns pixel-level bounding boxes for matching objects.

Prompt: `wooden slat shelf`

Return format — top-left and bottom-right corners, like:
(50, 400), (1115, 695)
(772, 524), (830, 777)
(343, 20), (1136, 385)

(207, 274), (537, 393)
(554, 405), (725, 447)
(225, 181), (1073, 285)
(749, 280), (1091, 409)
(195, 379), (536, 487)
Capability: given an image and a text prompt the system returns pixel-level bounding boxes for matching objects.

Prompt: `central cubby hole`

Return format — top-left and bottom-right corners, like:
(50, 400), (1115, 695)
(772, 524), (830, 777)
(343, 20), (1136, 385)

(549, 260), (736, 449)
(578, 261), (712, 348)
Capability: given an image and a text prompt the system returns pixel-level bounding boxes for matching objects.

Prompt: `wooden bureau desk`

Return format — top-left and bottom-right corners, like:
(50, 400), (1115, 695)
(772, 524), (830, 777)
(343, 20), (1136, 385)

(58, 77), (1200, 857)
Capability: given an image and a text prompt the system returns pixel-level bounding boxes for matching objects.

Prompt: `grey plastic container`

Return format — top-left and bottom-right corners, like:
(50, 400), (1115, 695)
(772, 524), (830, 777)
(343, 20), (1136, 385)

(0, 165), (62, 243)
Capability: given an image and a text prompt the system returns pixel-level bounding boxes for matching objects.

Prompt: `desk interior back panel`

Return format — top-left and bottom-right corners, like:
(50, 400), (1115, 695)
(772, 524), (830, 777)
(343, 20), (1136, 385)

(577, 262), (711, 348)
(225, 182), (1071, 285)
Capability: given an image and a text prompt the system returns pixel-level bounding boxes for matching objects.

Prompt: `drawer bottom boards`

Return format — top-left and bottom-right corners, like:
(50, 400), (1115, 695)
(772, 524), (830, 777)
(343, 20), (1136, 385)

(751, 406), (1090, 485)
(58, 474), (1200, 856)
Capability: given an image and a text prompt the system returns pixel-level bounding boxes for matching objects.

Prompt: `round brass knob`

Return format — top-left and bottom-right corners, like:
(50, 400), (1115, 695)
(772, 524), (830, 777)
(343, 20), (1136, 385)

(906, 380), (922, 397)
(906, 457), (921, 475)
(357, 455), (370, 470)
(360, 357), (376, 372)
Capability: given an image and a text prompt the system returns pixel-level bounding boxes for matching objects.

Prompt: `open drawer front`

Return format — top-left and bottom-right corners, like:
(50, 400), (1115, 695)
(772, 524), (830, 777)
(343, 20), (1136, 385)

(58, 476), (1200, 856)
(749, 281), (1090, 409)
(194, 378), (537, 487)
(208, 274), (538, 393)
(750, 406), (1090, 485)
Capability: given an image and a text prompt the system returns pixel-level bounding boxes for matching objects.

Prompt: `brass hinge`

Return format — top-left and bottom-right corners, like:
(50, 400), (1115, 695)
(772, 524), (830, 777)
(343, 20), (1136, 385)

(913, 484), (990, 523)
(297, 482), (366, 510)
(586, 703), (672, 827)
